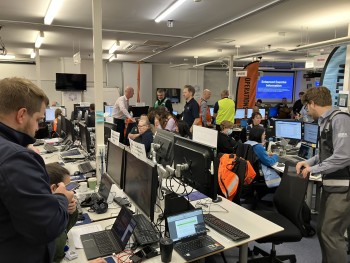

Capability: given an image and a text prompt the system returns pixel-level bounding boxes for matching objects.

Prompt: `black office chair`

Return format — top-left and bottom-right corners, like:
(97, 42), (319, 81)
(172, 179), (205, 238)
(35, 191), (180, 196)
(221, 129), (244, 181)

(248, 161), (308, 263)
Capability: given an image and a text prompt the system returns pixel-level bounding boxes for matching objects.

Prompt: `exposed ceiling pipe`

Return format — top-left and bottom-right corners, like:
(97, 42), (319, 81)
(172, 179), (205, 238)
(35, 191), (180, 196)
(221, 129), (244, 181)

(290, 36), (350, 51)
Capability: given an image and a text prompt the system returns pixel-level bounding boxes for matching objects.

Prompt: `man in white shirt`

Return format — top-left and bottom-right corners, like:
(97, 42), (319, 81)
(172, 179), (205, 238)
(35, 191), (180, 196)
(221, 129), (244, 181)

(112, 86), (136, 143)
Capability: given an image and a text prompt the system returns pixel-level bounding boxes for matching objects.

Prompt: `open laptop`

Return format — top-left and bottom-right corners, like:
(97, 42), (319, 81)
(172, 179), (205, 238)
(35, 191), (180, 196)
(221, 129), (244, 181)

(81, 173), (113, 206)
(166, 209), (224, 261)
(80, 205), (137, 260)
(279, 143), (314, 164)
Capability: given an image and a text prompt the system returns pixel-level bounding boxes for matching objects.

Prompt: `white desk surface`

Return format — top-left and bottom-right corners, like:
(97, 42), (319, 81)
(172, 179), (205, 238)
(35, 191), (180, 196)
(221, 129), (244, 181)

(66, 196), (283, 263)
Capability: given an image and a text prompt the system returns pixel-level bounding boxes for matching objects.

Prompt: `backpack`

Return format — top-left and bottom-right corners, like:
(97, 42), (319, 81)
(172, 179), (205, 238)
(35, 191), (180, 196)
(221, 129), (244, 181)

(218, 154), (256, 203)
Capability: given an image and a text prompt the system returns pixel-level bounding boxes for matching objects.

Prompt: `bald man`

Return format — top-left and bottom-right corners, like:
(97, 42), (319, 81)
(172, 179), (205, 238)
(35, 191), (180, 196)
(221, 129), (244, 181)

(112, 86), (136, 143)
(198, 89), (212, 127)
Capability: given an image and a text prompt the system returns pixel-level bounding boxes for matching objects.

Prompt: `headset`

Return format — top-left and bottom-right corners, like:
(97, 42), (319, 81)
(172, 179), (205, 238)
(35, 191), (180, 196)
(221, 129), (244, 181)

(89, 198), (108, 214)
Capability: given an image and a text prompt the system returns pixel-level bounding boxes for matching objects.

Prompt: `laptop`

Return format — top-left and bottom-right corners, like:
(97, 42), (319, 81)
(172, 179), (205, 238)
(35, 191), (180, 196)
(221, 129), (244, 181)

(166, 209), (224, 261)
(81, 205), (137, 260)
(81, 173), (113, 206)
(279, 143), (314, 164)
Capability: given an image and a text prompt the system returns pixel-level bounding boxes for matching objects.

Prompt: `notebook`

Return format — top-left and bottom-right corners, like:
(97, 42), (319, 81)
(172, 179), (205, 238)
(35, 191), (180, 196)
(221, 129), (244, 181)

(280, 143), (314, 163)
(80, 206), (137, 260)
(166, 209), (224, 261)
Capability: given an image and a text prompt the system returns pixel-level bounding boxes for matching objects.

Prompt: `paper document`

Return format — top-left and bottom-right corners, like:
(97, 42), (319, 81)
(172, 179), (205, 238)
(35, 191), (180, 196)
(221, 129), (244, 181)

(71, 224), (103, 248)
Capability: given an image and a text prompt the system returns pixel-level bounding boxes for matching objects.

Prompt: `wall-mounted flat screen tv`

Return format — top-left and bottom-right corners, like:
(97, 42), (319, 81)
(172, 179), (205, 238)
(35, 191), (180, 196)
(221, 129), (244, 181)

(55, 73), (87, 91)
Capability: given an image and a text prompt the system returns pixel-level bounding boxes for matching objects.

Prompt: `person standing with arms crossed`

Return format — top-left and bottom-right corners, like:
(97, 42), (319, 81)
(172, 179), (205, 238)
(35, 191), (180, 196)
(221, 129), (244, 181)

(296, 86), (350, 263)
(0, 77), (74, 263)
(112, 86), (136, 143)
(198, 89), (212, 127)
(182, 85), (200, 133)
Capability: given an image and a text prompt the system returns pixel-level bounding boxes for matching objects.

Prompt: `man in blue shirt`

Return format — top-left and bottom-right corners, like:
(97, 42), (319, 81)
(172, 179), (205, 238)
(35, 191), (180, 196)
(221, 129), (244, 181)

(182, 85), (200, 132)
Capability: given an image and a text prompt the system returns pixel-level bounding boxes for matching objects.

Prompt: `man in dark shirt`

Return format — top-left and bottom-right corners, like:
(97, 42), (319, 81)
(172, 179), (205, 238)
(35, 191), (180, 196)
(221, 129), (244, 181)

(132, 119), (153, 153)
(276, 97), (291, 119)
(154, 88), (173, 113)
(86, 103), (95, 127)
(182, 85), (200, 132)
(292, 91), (305, 116)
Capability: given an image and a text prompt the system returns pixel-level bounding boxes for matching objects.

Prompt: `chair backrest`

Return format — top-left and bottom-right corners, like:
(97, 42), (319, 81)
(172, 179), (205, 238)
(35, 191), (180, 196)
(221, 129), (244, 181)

(242, 144), (261, 177)
(273, 161), (308, 232)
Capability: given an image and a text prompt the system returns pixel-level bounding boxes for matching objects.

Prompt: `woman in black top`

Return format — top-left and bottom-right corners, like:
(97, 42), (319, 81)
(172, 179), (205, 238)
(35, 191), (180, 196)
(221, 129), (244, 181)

(217, 120), (237, 154)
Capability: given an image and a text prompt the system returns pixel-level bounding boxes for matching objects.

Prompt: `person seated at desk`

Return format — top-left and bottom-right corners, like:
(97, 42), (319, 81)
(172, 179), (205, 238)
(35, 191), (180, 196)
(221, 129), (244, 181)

(128, 118), (153, 153)
(244, 126), (281, 188)
(241, 112), (263, 142)
(217, 120), (237, 154)
(175, 120), (192, 139)
(45, 162), (78, 263)
(52, 108), (62, 135)
(154, 106), (177, 132)
(276, 97), (291, 119)
(85, 103), (95, 127)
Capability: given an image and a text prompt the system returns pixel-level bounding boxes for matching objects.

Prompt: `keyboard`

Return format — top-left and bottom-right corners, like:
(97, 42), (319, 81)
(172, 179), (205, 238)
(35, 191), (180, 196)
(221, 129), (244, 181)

(175, 235), (215, 254)
(61, 148), (82, 157)
(133, 214), (160, 245)
(279, 155), (305, 163)
(78, 161), (94, 173)
(92, 231), (116, 254)
(44, 143), (59, 152)
(203, 213), (250, 241)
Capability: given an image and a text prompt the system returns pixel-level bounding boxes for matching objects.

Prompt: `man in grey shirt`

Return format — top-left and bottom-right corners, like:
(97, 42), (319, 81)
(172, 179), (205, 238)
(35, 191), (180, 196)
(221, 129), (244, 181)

(296, 86), (350, 263)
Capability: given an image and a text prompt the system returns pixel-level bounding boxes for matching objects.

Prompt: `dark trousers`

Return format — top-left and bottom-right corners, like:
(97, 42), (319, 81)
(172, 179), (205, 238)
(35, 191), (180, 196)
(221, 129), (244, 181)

(113, 118), (125, 143)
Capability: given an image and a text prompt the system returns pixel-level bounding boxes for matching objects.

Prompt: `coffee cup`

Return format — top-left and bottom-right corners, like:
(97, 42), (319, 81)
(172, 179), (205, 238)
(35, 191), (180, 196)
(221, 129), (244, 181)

(88, 177), (97, 190)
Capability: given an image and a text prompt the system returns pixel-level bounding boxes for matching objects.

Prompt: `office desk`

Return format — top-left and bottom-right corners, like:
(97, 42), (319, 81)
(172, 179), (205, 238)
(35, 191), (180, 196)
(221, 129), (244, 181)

(67, 196), (283, 263)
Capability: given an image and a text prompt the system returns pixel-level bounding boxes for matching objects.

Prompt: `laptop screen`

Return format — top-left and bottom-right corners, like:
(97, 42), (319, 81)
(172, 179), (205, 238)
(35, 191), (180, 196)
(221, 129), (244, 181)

(298, 144), (314, 159)
(167, 209), (206, 242)
(98, 174), (113, 200)
(111, 206), (137, 247)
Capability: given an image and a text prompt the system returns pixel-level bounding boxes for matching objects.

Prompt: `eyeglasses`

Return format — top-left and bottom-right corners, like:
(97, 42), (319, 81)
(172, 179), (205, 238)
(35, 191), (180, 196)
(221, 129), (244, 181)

(138, 124), (146, 128)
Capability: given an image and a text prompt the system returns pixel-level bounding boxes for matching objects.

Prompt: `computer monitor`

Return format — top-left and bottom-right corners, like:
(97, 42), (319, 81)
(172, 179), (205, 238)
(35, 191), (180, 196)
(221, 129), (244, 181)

(209, 107), (214, 117)
(124, 150), (158, 222)
(247, 108), (253, 118)
(259, 108), (266, 120)
(78, 122), (92, 153)
(274, 120), (302, 140)
(130, 106), (149, 118)
(106, 141), (125, 190)
(240, 119), (248, 128)
(303, 122), (319, 144)
(99, 173), (114, 201)
(153, 130), (175, 167)
(173, 136), (218, 201)
(268, 107), (278, 118)
(45, 108), (55, 122)
(172, 110), (178, 116)
(235, 108), (245, 119)
(74, 105), (90, 120)
(104, 105), (114, 116)
(64, 117), (76, 142)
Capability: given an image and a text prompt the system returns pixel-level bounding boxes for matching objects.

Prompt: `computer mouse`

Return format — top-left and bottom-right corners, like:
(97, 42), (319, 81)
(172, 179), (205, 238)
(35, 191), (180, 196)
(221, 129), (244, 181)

(277, 162), (285, 167)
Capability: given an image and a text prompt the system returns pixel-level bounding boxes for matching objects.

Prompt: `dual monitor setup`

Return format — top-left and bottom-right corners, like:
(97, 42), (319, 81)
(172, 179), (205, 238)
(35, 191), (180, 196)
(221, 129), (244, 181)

(235, 107), (278, 121)
(105, 129), (219, 223)
(274, 120), (319, 145)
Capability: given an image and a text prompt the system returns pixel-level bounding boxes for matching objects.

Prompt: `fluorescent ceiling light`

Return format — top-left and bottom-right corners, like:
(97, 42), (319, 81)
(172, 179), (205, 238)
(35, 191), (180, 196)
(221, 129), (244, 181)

(290, 36), (350, 51)
(193, 59), (223, 68)
(155, 0), (187, 23)
(30, 49), (36, 59)
(109, 54), (118, 62)
(109, 41), (120, 54)
(234, 49), (282, 60)
(35, 31), (44, 48)
(0, 54), (16, 60)
(44, 0), (63, 25)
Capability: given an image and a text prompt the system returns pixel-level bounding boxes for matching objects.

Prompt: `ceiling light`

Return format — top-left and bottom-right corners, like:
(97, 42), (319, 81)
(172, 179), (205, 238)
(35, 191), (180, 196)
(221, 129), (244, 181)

(234, 49), (282, 60)
(193, 59), (223, 68)
(108, 41), (120, 54)
(155, 0), (187, 23)
(35, 31), (44, 48)
(44, 0), (63, 25)
(109, 54), (118, 62)
(0, 54), (15, 60)
(290, 36), (350, 51)
(30, 49), (36, 59)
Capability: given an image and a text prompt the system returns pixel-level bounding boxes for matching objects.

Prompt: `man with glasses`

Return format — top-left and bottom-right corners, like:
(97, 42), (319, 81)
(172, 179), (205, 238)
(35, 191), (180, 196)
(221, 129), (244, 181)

(296, 86), (350, 263)
(129, 118), (153, 153)
(0, 77), (74, 262)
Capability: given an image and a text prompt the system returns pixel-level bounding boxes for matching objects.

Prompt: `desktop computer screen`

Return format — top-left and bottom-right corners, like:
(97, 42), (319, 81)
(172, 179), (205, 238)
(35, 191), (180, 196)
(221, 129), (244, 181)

(153, 130), (175, 167)
(247, 108), (253, 118)
(173, 135), (218, 201)
(130, 106), (149, 117)
(259, 108), (266, 119)
(235, 108), (245, 119)
(64, 117), (76, 142)
(268, 107), (278, 118)
(45, 108), (55, 122)
(106, 141), (125, 189)
(104, 105), (114, 117)
(275, 120), (302, 140)
(78, 122), (92, 154)
(124, 150), (158, 222)
(303, 122), (319, 144)
(209, 107), (214, 117)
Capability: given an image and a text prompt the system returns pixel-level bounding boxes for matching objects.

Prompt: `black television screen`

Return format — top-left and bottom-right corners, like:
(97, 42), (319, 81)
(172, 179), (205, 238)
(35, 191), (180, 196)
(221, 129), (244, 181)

(173, 136), (218, 201)
(106, 141), (125, 189)
(165, 88), (181, 103)
(55, 73), (87, 91)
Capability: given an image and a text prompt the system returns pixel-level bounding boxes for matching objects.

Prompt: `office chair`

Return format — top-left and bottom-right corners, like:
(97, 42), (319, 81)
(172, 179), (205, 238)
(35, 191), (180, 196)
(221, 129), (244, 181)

(248, 161), (308, 263)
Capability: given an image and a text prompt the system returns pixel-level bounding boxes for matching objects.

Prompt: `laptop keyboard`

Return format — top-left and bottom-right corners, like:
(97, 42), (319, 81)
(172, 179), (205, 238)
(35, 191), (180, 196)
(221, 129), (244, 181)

(44, 144), (59, 152)
(203, 213), (250, 241)
(78, 161), (94, 173)
(133, 214), (160, 245)
(93, 232), (116, 255)
(176, 235), (215, 254)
